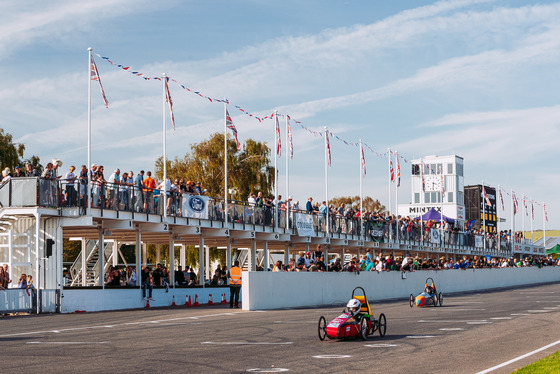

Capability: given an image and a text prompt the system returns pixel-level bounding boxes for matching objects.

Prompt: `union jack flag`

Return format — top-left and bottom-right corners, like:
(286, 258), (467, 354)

(482, 186), (492, 207)
(164, 78), (175, 130)
(396, 152), (400, 187)
(512, 191), (518, 215)
(326, 131), (331, 167)
(90, 54), (108, 108)
(389, 152), (394, 183)
(360, 142), (366, 176)
(275, 115), (281, 157)
(226, 109), (240, 151)
(287, 119), (293, 159)
(499, 188), (504, 210)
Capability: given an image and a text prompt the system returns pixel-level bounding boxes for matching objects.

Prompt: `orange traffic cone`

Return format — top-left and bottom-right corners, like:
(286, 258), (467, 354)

(145, 298), (150, 308)
(208, 294), (214, 305)
(193, 294), (200, 306)
(171, 295), (176, 306)
(185, 295), (192, 307)
(220, 293), (227, 305)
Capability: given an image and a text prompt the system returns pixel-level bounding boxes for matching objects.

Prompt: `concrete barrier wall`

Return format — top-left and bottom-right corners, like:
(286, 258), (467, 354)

(242, 267), (560, 310)
(61, 287), (231, 313)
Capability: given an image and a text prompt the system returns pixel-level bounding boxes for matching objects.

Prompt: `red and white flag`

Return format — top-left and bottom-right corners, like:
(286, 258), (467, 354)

(499, 188), (504, 210)
(523, 196), (528, 216)
(512, 191), (518, 215)
(389, 153), (394, 183)
(441, 173), (445, 197)
(275, 115), (281, 157)
(326, 131), (331, 167)
(396, 152), (400, 187)
(90, 54), (109, 108)
(226, 109), (240, 151)
(421, 161), (425, 192)
(531, 200), (534, 220)
(164, 78), (175, 130)
(483, 186), (492, 207)
(360, 142), (366, 176)
(287, 119), (293, 159)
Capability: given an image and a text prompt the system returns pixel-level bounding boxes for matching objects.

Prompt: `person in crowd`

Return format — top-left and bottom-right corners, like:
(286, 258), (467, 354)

(152, 263), (163, 286)
(105, 266), (121, 286)
(94, 165), (107, 207)
(64, 165), (77, 207)
(106, 168), (121, 209)
(12, 166), (24, 178)
(1, 169), (11, 185)
(25, 162), (40, 177)
(175, 265), (185, 286)
(141, 267), (153, 299)
(143, 171), (155, 213)
(2, 264), (12, 289)
(26, 275), (34, 290)
(272, 260), (283, 272)
(133, 170), (144, 212)
(17, 273), (27, 288)
(188, 267), (197, 285)
(329, 257), (342, 272)
(306, 197), (313, 213)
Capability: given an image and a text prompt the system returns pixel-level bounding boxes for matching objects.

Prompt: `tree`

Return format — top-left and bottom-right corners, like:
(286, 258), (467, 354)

(0, 128), (42, 172)
(329, 195), (385, 213)
(155, 133), (274, 200)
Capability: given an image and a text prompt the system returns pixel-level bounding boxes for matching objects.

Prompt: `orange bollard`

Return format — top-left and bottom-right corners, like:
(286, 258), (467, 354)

(193, 294), (200, 306)
(171, 295), (176, 306)
(185, 295), (192, 307)
(208, 294), (214, 305)
(220, 293), (227, 305)
(145, 298), (150, 308)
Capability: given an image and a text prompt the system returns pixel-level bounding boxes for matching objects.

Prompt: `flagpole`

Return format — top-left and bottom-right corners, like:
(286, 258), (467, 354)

(482, 181), (486, 251)
(274, 110), (278, 231)
(420, 161), (424, 246)
(522, 195), (526, 244)
(387, 148), (391, 220)
(440, 172), (443, 250)
(285, 115), (289, 230)
(530, 199), (534, 244)
(162, 73), (167, 219)
(511, 189), (515, 248)
(359, 140), (363, 241)
(224, 99), (228, 226)
(543, 201), (546, 248)
(497, 184), (501, 249)
(395, 151), (399, 244)
(325, 127), (329, 235)
(87, 48), (92, 216)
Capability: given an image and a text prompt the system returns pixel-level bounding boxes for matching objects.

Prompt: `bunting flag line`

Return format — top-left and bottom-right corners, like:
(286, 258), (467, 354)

(545, 204), (549, 222)
(275, 115), (281, 157)
(90, 54), (109, 108)
(360, 142), (366, 176)
(226, 109), (240, 151)
(499, 188), (504, 210)
(513, 191), (518, 215)
(396, 151), (401, 187)
(421, 161), (425, 192)
(164, 78), (175, 130)
(287, 119), (293, 159)
(483, 186), (492, 207)
(326, 130), (332, 167)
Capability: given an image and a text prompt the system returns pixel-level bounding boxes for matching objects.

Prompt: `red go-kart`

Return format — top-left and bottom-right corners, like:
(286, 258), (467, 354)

(318, 287), (387, 341)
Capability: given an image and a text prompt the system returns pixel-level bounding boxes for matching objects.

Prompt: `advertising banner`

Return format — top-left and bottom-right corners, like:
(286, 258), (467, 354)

(295, 213), (316, 237)
(430, 228), (441, 244)
(182, 195), (210, 219)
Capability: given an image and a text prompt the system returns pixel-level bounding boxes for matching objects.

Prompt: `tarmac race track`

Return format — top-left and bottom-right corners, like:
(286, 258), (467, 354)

(2, 282), (559, 374)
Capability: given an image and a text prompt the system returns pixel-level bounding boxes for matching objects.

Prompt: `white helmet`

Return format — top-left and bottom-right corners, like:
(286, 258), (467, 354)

(346, 298), (361, 313)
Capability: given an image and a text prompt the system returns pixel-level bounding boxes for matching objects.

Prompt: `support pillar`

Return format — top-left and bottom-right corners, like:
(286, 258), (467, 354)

(226, 238), (232, 270)
(263, 241), (269, 271)
(112, 240), (118, 267)
(180, 244), (186, 269)
(205, 243), (210, 279)
(98, 226), (104, 288)
(341, 246), (345, 264)
(169, 234), (175, 287)
(136, 229), (141, 290)
(81, 238), (87, 287)
(156, 244), (161, 265)
(284, 243), (289, 267)
(249, 238), (257, 271)
(142, 243), (147, 267)
(199, 235), (205, 286)
(324, 245), (329, 272)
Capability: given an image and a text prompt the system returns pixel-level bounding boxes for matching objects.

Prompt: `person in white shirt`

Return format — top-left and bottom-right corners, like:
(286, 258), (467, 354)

(64, 166), (77, 206)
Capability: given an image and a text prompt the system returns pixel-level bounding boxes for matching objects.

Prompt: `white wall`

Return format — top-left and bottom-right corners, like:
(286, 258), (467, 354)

(61, 287), (231, 313)
(242, 267), (560, 310)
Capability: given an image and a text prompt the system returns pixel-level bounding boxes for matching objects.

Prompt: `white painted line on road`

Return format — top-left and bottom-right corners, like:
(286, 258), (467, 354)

(455, 301), (484, 304)
(202, 342), (293, 345)
(526, 295), (558, 298)
(535, 301), (560, 303)
(476, 339), (560, 374)
(490, 317), (512, 320)
(510, 314), (529, 316)
(364, 344), (398, 347)
(247, 368), (289, 373)
(520, 292), (555, 294)
(419, 320), (487, 323)
(528, 310), (552, 313)
(467, 321), (492, 325)
(439, 328), (464, 331)
(273, 321), (316, 324)
(429, 308), (486, 311)
(543, 307), (559, 310)
(313, 355), (352, 359)
(27, 341), (109, 345)
(406, 335), (436, 339)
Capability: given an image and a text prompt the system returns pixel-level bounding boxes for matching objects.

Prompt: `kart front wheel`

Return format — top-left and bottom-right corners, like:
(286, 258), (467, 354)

(378, 313), (387, 337)
(318, 316), (327, 341)
(360, 317), (369, 341)
(409, 294), (414, 307)
(438, 292), (443, 307)
(432, 295), (438, 307)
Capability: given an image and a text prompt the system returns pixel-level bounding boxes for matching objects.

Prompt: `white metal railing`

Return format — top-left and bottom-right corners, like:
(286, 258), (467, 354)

(0, 288), (34, 313)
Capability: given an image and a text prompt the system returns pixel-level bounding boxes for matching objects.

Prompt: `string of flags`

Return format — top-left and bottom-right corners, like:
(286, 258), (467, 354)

(93, 52), (409, 165)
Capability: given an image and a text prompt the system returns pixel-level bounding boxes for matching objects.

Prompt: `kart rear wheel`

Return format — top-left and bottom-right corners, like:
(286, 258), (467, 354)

(360, 316), (369, 341)
(438, 292), (443, 306)
(378, 313), (387, 337)
(432, 295), (438, 307)
(318, 316), (327, 341)
(369, 317), (376, 335)
(409, 294), (414, 307)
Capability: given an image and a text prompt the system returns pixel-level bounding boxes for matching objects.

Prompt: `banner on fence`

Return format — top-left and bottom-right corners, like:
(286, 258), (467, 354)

(475, 235), (483, 248)
(430, 228), (441, 244)
(370, 221), (385, 242)
(182, 195), (210, 219)
(295, 213), (316, 237)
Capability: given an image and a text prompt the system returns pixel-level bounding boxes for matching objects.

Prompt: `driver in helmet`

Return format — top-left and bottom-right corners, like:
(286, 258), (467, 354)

(425, 285), (434, 294)
(346, 299), (362, 320)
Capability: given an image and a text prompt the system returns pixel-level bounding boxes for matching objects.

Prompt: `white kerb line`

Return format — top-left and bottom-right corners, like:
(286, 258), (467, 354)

(476, 339), (560, 374)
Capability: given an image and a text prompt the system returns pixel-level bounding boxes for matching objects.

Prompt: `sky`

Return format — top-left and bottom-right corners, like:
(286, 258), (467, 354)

(1, 0), (559, 232)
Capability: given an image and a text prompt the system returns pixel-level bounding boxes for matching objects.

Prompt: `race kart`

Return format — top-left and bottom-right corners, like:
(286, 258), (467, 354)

(318, 287), (386, 341)
(410, 277), (443, 307)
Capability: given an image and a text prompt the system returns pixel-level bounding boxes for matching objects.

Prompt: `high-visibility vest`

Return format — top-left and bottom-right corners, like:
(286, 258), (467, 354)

(229, 266), (242, 285)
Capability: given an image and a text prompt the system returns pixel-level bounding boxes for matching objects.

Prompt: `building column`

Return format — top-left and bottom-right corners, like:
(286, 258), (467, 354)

(263, 241), (269, 271)
(180, 244), (186, 269)
(169, 234), (175, 287)
(136, 229), (141, 290)
(156, 244), (161, 265)
(284, 243), (289, 267)
(81, 238), (87, 287)
(198, 235), (205, 287)
(324, 245), (329, 272)
(205, 243), (210, 280)
(142, 243), (147, 267)
(226, 238), (232, 270)
(98, 226), (104, 288)
(112, 240), (119, 267)
(249, 238), (257, 271)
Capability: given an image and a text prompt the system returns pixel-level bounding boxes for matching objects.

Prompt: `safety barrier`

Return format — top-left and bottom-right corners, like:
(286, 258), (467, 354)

(0, 288), (34, 313)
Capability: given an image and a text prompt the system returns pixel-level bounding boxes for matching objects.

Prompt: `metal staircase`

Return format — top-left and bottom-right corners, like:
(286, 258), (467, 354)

(69, 240), (114, 286)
